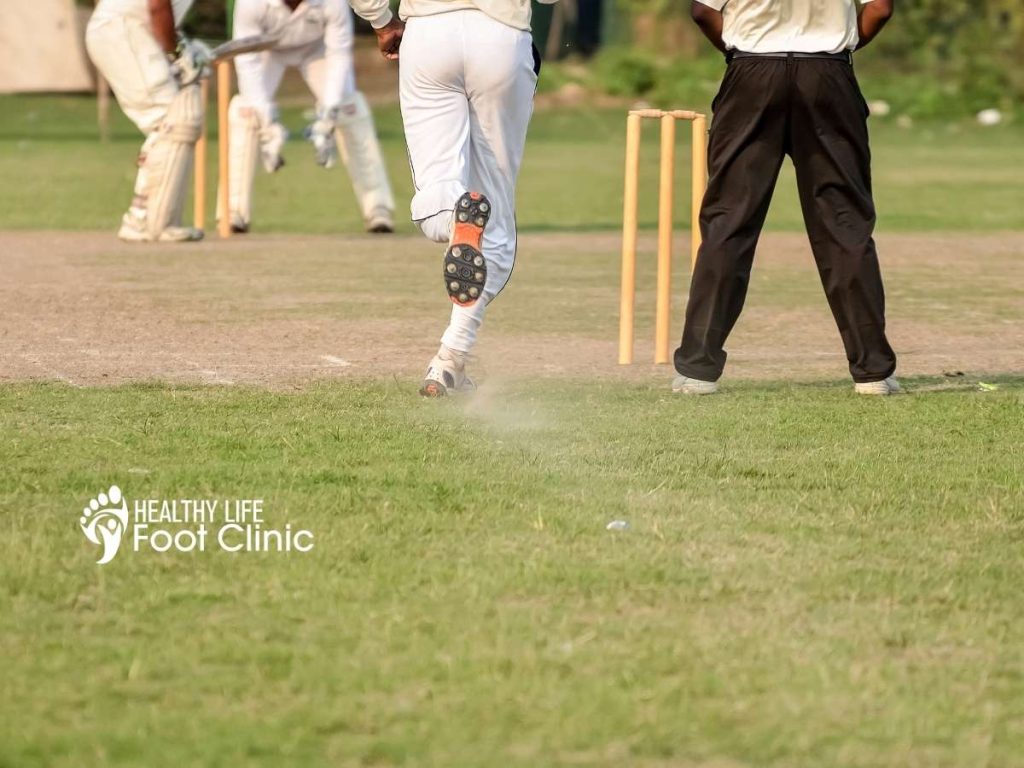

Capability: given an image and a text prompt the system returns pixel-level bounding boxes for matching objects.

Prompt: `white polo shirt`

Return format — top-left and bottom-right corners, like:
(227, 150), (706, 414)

(695, 0), (873, 54)
(234, 0), (351, 52)
(92, 0), (194, 26)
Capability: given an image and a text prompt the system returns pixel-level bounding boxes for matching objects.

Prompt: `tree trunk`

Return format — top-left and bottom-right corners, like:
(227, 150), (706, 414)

(632, 11), (701, 58)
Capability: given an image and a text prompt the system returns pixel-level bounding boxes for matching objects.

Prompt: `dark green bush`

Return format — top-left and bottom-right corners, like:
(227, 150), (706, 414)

(591, 47), (659, 96)
(579, 1), (1021, 117)
(79, 0), (1021, 116)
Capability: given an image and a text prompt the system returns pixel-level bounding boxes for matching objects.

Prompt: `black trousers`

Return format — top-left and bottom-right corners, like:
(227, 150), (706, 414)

(674, 55), (897, 383)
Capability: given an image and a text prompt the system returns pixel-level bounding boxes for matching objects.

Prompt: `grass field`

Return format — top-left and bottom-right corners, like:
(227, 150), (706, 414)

(2, 94), (1024, 234)
(2, 92), (1024, 767)
(2, 379), (1023, 767)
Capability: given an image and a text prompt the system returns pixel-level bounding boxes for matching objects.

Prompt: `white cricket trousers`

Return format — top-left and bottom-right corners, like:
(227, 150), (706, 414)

(399, 10), (537, 354)
(236, 43), (355, 128)
(85, 14), (177, 134)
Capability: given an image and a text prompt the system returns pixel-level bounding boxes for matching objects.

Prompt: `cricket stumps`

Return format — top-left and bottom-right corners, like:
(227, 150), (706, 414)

(193, 60), (234, 239)
(619, 109), (708, 365)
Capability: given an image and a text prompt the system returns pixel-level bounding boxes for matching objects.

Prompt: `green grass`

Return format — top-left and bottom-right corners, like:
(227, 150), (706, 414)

(2, 378), (1023, 767)
(3, 86), (1024, 766)
(1, 94), (1023, 233)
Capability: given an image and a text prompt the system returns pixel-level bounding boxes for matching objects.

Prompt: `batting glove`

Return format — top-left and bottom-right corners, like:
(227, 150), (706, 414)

(172, 38), (213, 86)
(309, 107), (338, 169)
(259, 122), (288, 173)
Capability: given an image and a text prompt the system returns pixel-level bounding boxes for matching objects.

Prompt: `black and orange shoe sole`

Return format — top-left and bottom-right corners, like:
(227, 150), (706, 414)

(444, 192), (490, 307)
(418, 379), (448, 398)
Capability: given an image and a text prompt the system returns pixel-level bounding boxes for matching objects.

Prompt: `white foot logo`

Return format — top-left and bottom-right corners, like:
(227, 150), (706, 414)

(80, 485), (129, 565)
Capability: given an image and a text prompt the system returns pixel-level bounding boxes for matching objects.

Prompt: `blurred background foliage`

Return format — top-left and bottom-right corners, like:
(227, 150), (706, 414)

(558, 0), (1024, 117)
(81, 0), (1023, 118)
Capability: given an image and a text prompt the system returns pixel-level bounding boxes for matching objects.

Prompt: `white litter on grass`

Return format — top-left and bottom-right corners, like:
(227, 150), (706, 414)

(977, 109), (1003, 127)
(606, 520), (630, 532)
(320, 355), (352, 367)
(978, 382), (1000, 392)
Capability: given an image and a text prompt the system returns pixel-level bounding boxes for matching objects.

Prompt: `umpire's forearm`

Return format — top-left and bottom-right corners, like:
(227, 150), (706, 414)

(857, 0), (894, 50)
(691, 1), (727, 54)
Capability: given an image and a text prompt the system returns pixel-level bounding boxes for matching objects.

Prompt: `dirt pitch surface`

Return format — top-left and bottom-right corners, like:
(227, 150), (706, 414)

(2, 231), (1021, 387)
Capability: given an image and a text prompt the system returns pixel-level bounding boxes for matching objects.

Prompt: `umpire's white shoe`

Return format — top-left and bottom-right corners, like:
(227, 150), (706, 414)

(854, 377), (902, 395)
(420, 346), (476, 398)
(118, 213), (202, 243)
(672, 375), (718, 395)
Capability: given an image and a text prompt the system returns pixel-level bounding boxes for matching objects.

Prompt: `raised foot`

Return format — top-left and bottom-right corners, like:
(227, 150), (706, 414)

(444, 192), (490, 307)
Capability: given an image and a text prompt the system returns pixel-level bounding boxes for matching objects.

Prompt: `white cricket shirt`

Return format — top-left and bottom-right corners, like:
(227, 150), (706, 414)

(91, 0), (195, 26)
(348, 0), (557, 33)
(232, 0), (354, 113)
(234, 0), (350, 52)
(694, 0), (874, 54)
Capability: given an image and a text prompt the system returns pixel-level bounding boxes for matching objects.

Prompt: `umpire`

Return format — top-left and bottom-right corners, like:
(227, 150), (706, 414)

(673, 0), (900, 396)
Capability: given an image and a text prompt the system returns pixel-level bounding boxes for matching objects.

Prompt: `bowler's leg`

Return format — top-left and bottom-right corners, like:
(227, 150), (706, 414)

(400, 15), (479, 396)
(444, 17), (537, 353)
(399, 17), (471, 244)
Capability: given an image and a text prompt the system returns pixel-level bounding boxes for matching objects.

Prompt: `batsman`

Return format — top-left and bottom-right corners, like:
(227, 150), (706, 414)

(223, 0), (395, 234)
(86, 0), (210, 242)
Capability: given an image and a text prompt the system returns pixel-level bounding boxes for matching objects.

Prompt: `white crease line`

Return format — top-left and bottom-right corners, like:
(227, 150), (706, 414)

(197, 369), (236, 385)
(320, 355), (352, 368)
(176, 355), (236, 385)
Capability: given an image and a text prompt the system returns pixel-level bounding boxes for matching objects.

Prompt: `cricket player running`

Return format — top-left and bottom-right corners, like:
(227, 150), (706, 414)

(347, 0), (554, 396)
(86, 0), (210, 242)
(673, 0), (900, 396)
(225, 0), (395, 234)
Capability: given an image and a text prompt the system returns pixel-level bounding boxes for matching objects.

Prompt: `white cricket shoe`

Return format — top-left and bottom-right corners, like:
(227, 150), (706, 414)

(118, 213), (202, 243)
(366, 207), (394, 234)
(229, 213), (250, 234)
(419, 346), (476, 398)
(672, 375), (718, 395)
(854, 377), (902, 395)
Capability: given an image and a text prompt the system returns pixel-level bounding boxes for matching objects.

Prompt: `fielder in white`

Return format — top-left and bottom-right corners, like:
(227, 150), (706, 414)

(226, 0), (395, 233)
(349, 0), (554, 396)
(86, 0), (210, 242)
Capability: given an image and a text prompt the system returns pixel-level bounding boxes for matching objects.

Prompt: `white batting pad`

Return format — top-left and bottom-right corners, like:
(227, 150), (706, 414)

(138, 84), (203, 236)
(334, 91), (394, 220)
(221, 96), (261, 228)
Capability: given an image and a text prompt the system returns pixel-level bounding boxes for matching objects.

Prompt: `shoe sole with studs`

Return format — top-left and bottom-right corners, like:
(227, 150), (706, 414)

(419, 379), (448, 398)
(444, 192), (490, 307)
